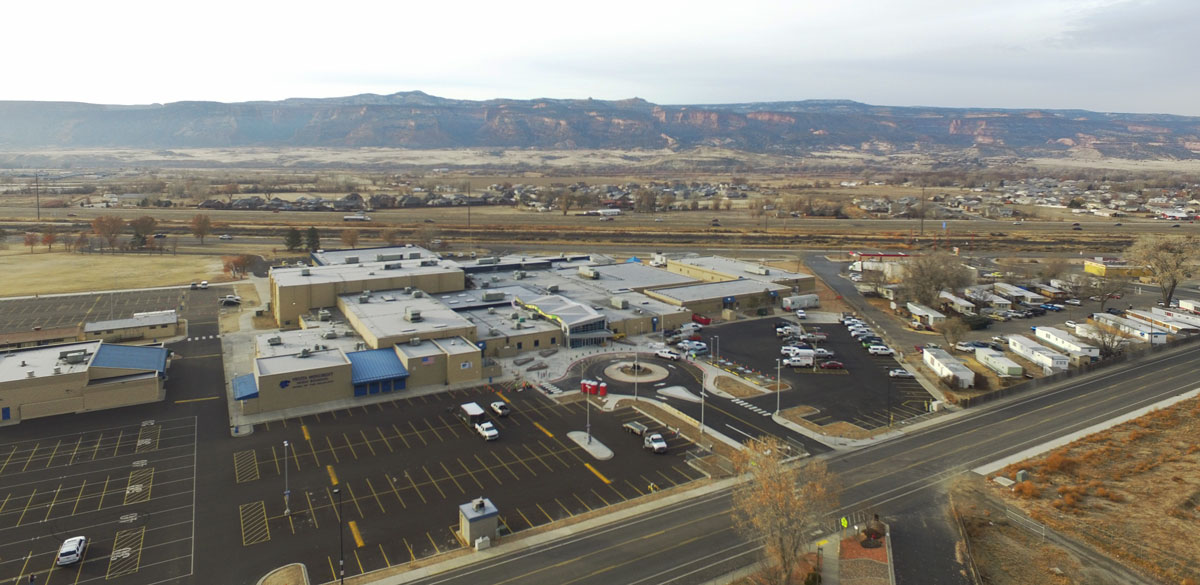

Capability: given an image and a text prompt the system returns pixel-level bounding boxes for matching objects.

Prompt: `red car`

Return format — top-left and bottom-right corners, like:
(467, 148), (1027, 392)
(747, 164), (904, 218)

(818, 360), (844, 370)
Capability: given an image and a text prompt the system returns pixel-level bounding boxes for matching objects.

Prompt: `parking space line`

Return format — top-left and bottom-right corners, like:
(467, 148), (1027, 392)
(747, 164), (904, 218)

(364, 478), (386, 513)
(96, 476), (109, 510)
(491, 452), (520, 480)
(403, 538), (415, 563)
(302, 424), (311, 441)
(306, 491), (320, 529)
(0, 445), (16, 475)
(135, 424), (161, 453)
(72, 541), (88, 584)
(507, 447), (538, 476)
(551, 435), (588, 464)
(474, 454), (503, 485)
(498, 515), (512, 534)
(0, 492), (9, 514)
(407, 421), (428, 446)
(538, 441), (570, 468)
(672, 466), (696, 482)
(327, 557), (337, 582)
(342, 433), (359, 460)
(14, 551), (32, 582)
(43, 483), (62, 522)
(354, 549), (364, 573)
(624, 479), (645, 496)
(325, 436), (341, 463)
(406, 472), (427, 504)
(234, 450), (261, 483)
(555, 498), (574, 516)
(422, 420), (444, 442)
(532, 422), (554, 438)
(44, 440), (62, 468)
(426, 532), (441, 554)
(65, 436), (81, 466)
(16, 488), (38, 526)
(523, 444), (555, 472)
(391, 424), (412, 449)
(378, 543), (391, 567)
(359, 430), (377, 456)
(423, 466), (447, 499)
(458, 458), (484, 490)
(349, 520), (365, 548)
(536, 502), (555, 522)
(494, 390), (510, 403)
(307, 438), (320, 467)
(269, 445), (280, 475)
(438, 462), (466, 495)
(516, 507), (534, 528)
(326, 465), (339, 486)
(591, 488), (611, 506)
(376, 427), (394, 453)
(584, 463), (612, 484)
(123, 467), (154, 505)
(112, 431), (123, 456)
(326, 487), (341, 521)
(385, 475), (407, 508)
(106, 525), (146, 578)
(436, 415), (460, 438)
(21, 443), (39, 472)
(655, 469), (678, 487)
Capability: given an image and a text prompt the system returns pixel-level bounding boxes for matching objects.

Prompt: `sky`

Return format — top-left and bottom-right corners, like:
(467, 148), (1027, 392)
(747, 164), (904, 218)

(5, 0), (1198, 115)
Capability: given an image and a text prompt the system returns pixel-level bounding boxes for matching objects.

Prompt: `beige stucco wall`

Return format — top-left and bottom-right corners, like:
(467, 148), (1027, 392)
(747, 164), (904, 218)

(0, 369), (163, 423)
(400, 352), (446, 388)
(253, 359), (352, 414)
(83, 377), (162, 411)
(83, 322), (179, 343)
(479, 329), (560, 358)
(272, 270), (466, 328)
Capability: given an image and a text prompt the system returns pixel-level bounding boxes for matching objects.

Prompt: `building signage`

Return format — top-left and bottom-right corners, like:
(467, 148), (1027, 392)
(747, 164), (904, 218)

(279, 371), (334, 389)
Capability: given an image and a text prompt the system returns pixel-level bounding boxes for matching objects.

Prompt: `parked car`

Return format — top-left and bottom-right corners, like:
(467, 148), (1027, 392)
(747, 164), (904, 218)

(860, 337), (884, 348)
(1106, 307), (1124, 315)
(1064, 320), (1078, 328)
(489, 401), (511, 417)
(655, 349), (681, 361)
(867, 345), (894, 356)
(888, 369), (914, 378)
(794, 309), (807, 320)
(818, 360), (844, 369)
(782, 356), (811, 367)
(813, 348), (835, 358)
(218, 234), (233, 240)
(1065, 298), (1082, 306)
(475, 421), (499, 441)
(1088, 295), (1102, 302)
(56, 536), (87, 566)
(954, 341), (977, 352)
(1072, 226), (1082, 231)
(643, 433), (668, 453)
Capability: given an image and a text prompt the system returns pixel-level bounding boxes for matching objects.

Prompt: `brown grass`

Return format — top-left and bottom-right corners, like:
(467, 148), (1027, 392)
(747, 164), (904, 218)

(714, 375), (769, 398)
(0, 249), (225, 296)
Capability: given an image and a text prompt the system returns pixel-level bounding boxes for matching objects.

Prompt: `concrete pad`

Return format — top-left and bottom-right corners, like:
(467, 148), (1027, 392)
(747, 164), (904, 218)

(658, 385), (702, 403)
(567, 431), (614, 460)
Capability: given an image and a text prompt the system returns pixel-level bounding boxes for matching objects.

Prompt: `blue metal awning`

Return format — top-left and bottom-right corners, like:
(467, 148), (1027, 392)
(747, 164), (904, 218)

(347, 348), (409, 385)
(91, 344), (168, 373)
(232, 374), (259, 401)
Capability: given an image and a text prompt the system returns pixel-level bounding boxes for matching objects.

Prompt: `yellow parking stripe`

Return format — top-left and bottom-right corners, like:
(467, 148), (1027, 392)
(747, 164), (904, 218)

(233, 450), (260, 483)
(495, 391), (510, 403)
(348, 520), (365, 548)
(106, 525), (146, 578)
(325, 436), (341, 463)
(44, 440), (62, 468)
(326, 465), (339, 486)
(532, 422), (554, 438)
(22, 443), (39, 472)
(43, 484), (62, 522)
(16, 488), (37, 526)
(378, 544), (390, 566)
(123, 467), (154, 505)
(306, 491), (320, 529)
(359, 430), (377, 456)
(0, 445), (16, 475)
(135, 424), (160, 453)
(346, 483), (365, 518)
(584, 463), (612, 484)
(302, 424), (311, 441)
(365, 478), (387, 513)
(238, 501), (271, 546)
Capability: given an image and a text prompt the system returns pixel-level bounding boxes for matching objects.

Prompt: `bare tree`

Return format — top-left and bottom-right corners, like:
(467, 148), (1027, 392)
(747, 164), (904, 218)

(23, 232), (38, 253)
(222, 255), (255, 279)
(339, 229), (361, 249)
(41, 227), (58, 251)
(897, 252), (972, 306)
(731, 436), (838, 585)
(1084, 323), (1131, 358)
(128, 216), (158, 238)
(1038, 258), (1071, 281)
(381, 229), (402, 246)
(1084, 274), (1130, 313)
(1127, 235), (1197, 305)
(190, 214), (213, 244)
(939, 317), (970, 346)
(91, 215), (125, 251)
(74, 231), (89, 253)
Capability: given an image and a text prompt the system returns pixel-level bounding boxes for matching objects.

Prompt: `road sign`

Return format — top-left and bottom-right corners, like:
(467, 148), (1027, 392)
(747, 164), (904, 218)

(840, 516), (848, 528)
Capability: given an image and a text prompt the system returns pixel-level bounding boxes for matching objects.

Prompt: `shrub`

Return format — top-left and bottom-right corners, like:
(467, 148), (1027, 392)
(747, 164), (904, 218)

(1013, 481), (1039, 499)
(1041, 451), (1078, 474)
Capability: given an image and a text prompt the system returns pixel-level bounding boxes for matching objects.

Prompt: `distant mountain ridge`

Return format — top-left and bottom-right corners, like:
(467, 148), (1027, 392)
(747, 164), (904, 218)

(1, 91), (1199, 159)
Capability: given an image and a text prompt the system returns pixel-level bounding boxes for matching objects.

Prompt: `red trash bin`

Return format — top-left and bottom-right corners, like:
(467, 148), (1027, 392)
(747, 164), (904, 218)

(598, 382), (608, 397)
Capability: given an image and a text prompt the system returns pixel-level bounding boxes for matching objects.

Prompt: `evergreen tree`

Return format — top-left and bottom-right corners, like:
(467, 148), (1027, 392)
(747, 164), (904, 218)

(284, 227), (302, 251)
(304, 227), (320, 251)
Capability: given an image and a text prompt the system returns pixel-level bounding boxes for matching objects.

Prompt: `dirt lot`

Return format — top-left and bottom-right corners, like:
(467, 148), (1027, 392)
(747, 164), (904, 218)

(987, 396), (1200, 584)
(0, 248), (225, 296)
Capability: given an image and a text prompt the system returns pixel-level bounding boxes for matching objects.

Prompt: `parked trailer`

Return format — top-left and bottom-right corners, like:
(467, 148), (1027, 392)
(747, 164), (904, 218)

(343, 214), (371, 221)
(781, 294), (820, 310)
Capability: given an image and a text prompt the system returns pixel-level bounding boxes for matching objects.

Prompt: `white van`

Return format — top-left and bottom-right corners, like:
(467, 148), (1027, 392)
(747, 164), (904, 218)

(57, 536), (87, 566)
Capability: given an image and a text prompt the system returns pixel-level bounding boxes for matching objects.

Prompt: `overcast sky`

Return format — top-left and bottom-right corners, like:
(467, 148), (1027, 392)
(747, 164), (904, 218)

(6, 0), (1196, 115)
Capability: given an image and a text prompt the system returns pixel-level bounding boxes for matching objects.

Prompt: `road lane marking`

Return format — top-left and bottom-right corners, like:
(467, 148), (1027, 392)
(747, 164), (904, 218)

(326, 465), (339, 486)
(584, 463), (612, 484)
(346, 483), (365, 518)
(270, 445), (280, 475)
(532, 422), (554, 438)
(174, 396), (220, 403)
(238, 501), (271, 546)
(348, 520), (365, 548)
(301, 425), (311, 441)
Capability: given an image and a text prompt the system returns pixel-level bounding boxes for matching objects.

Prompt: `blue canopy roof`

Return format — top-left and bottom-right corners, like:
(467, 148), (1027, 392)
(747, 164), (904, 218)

(91, 344), (168, 373)
(347, 348), (409, 385)
(232, 374), (259, 401)
(625, 256), (643, 263)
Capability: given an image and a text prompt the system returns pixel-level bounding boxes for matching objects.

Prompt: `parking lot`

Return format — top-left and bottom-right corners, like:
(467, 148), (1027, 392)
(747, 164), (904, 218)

(220, 384), (702, 583)
(0, 289), (184, 335)
(706, 318), (935, 432)
(0, 416), (197, 585)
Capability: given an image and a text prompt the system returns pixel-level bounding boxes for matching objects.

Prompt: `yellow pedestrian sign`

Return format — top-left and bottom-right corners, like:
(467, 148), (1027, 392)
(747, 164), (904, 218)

(840, 516), (848, 528)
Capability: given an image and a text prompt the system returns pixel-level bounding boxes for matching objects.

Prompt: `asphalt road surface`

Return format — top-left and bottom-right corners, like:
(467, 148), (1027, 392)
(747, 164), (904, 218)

(400, 340), (1200, 585)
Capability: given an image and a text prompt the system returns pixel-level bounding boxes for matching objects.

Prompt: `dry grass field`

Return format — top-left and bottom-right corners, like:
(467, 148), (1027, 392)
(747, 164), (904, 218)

(0, 247), (225, 296)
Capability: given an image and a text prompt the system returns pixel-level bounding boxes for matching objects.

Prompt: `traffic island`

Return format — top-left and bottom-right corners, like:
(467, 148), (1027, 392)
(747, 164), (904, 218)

(566, 431), (614, 460)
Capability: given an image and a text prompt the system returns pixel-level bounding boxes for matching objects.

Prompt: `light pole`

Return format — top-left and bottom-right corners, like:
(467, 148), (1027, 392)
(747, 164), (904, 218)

(713, 335), (720, 364)
(334, 487), (344, 584)
(283, 440), (291, 515)
(633, 351), (639, 402)
(775, 358), (782, 415)
(699, 387), (706, 437)
(585, 389), (592, 444)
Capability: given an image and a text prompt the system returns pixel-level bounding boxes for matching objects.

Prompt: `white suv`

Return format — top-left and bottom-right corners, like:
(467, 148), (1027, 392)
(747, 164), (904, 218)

(867, 345), (894, 356)
(56, 536), (87, 566)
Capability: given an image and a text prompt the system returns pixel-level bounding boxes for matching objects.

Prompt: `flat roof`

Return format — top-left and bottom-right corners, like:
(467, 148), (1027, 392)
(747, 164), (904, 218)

(479, 271), (686, 323)
(311, 245), (437, 266)
(272, 257), (463, 288)
(0, 341), (102, 383)
(580, 262), (697, 292)
(395, 340), (446, 359)
(923, 347), (975, 377)
(255, 326), (365, 358)
(649, 280), (791, 303)
(463, 305), (563, 340)
(340, 291), (474, 341)
(85, 310), (177, 333)
(671, 256), (812, 283)
(256, 348), (349, 376)
(433, 337), (479, 356)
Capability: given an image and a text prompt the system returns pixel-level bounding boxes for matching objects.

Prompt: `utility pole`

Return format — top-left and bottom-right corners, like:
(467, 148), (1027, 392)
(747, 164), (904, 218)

(334, 488), (344, 584)
(919, 186), (925, 237)
(585, 390), (592, 444)
(283, 440), (291, 515)
(699, 387), (706, 437)
(775, 358), (782, 415)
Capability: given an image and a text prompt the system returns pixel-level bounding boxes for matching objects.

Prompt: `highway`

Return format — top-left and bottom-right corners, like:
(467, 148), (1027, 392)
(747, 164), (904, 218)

(399, 341), (1200, 585)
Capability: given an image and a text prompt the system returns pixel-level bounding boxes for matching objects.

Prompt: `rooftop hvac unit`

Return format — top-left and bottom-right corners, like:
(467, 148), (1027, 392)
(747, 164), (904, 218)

(404, 307), (423, 322)
(358, 293), (370, 304)
(420, 259), (437, 266)
(404, 287), (413, 294)
(488, 328), (500, 336)
(354, 342), (366, 350)
(513, 270), (526, 280)
(481, 282), (490, 288)
(488, 307), (496, 314)
(546, 284), (560, 293)
(477, 257), (498, 265)
(318, 309), (332, 321)
(322, 330), (339, 339)
(610, 297), (629, 309)
(301, 268), (311, 276)
(413, 290), (425, 298)
(344, 256), (358, 264)
(491, 275), (500, 282)
(299, 348), (311, 358)
(634, 308), (643, 314)
(746, 265), (770, 275)
(409, 337), (421, 346)
(267, 336), (282, 346)
(384, 262), (402, 270)
(408, 252), (421, 259)
(60, 349), (89, 364)
(481, 291), (505, 302)
(26, 370), (34, 378)
(578, 266), (598, 279)
(510, 312), (520, 320)
(53, 367), (61, 375)
(376, 253), (404, 262)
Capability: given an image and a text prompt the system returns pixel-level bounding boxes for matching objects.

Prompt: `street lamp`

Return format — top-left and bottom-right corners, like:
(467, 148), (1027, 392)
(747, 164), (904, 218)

(333, 487), (344, 585)
(283, 440), (291, 515)
(585, 388), (592, 444)
(633, 351), (639, 402)
(775, 358), (782, 415)
(699, 387), (706, 437)
(713, 335), (720, 364)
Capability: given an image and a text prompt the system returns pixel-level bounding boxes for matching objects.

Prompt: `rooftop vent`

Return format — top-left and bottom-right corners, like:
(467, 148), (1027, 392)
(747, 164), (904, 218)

(267, 336), (283, 346)
(409, 337), (421, 346)
(404, 307), (423, 322)
(322, 330), (339, 339)
(301, 268), (311, 276)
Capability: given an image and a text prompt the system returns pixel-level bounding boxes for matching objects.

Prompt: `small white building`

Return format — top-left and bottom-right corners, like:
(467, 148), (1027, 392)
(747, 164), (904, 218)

(938, 291), (976, 315)
(923, 347), (975, 389)
(1125, 309), (1200, 335)
(1008, 335), (1070, 372)
(965, 286), (1012, 310)
(1150, 307), (1200, 328)
(993, 282), (1048, 305)
(1179, 299), (1200, 313)
(907, 302), (947, 326)
(1090, 313), (1168, 345)
(1034, 326), (1100, 360)
(974, 347), (1023, 376)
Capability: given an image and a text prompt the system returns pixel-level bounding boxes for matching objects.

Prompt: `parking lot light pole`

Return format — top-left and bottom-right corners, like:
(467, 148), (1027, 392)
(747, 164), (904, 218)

(586, 392), (592, 444)
(283, 440), (290, 515)
(775, 359), (782, 415)
(634, 351), (639, 402)
(700, 388), (706, 437)
(334, 487), (344, 585)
